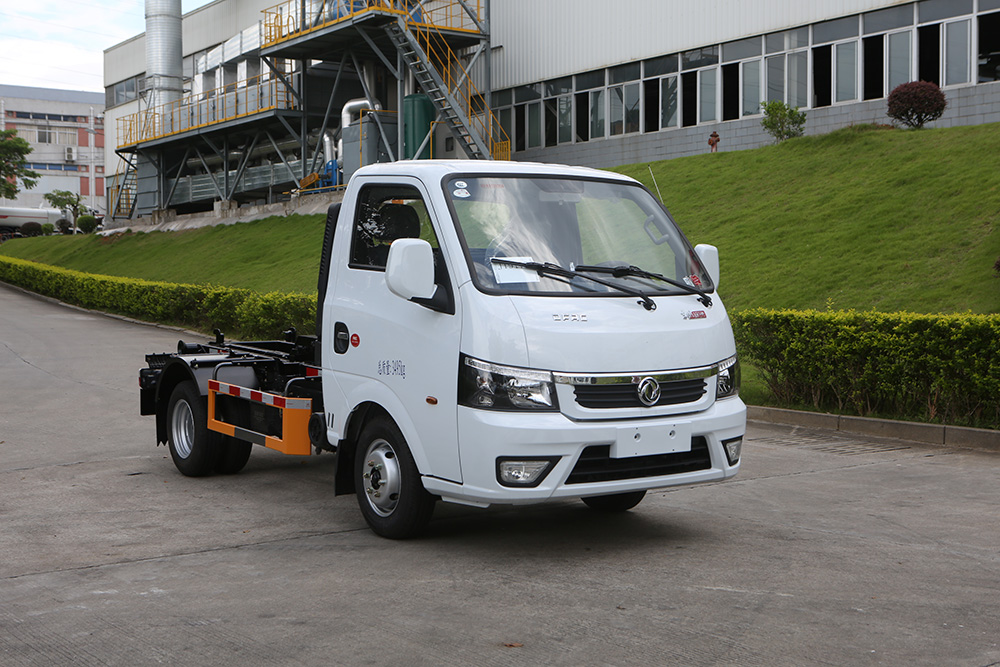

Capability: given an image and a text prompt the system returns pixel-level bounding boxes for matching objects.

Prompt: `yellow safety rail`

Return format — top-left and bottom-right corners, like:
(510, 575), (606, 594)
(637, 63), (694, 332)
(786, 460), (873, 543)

(412, 24), (510, 160)
(262, 0), (482, 48)
(117, 75), (295, 148)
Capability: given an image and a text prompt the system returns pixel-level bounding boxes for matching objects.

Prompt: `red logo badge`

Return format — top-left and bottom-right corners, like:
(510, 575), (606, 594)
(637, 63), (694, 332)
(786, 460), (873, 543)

(350, 334), (360, 347)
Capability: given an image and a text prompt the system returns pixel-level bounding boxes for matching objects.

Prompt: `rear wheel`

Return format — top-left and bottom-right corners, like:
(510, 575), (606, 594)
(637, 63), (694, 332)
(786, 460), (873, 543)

(167, 381), (221, 476)
(215, 438), (252, 474)
(355, 416), (435, 539)
(582, 490), (646, 512)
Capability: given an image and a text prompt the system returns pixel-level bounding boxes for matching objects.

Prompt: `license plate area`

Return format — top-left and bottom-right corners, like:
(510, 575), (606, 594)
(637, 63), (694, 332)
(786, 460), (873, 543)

(612, 422), (692, 458)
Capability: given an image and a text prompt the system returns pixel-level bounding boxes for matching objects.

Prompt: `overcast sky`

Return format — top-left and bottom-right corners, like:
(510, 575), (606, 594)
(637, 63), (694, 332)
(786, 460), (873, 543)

(0, 1), (215, 94)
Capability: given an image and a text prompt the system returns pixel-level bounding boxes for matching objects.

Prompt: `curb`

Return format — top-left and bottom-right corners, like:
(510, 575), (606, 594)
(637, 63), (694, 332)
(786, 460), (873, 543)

(748, 405), (1000, 454)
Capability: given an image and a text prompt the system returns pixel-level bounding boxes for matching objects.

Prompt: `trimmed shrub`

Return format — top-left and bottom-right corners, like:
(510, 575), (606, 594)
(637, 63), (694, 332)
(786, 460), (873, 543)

(887, 81), (947, 129)
(760, 101), (807, 142)
(41, 223), (54, 236)
(0, 256), (315, 339)
(733, 308), (1000, 429)
(77, 215), (98, 234)
(20, 222), (42, 237)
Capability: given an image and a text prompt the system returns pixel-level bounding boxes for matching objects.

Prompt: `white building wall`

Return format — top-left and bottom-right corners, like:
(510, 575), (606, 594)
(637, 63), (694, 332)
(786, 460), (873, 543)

(1, 86), (105, 213)
(490, 0), (913, 88)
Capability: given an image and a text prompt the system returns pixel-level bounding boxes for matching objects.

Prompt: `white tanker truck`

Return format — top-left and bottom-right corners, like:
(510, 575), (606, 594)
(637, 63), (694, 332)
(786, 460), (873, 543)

(0, 207), (69, 238)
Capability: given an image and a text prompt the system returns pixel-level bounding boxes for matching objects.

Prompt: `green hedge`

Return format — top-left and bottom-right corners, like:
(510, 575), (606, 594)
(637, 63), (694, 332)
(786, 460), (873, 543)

(733, 308), (1000, 429)
(0, 256), (315, 339)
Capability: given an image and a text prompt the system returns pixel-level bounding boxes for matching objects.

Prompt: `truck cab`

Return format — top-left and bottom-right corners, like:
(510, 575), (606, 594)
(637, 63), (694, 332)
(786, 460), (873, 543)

(319, 161), (745, 535)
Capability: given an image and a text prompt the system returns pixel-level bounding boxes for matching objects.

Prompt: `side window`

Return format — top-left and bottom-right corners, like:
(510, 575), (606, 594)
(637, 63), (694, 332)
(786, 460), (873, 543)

(349, 184), (439, 270)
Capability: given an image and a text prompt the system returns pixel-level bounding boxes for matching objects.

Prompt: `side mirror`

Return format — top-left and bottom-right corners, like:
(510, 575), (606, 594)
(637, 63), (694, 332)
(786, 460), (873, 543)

(695, 244), (720, 288)
(385, 238), (435, 301)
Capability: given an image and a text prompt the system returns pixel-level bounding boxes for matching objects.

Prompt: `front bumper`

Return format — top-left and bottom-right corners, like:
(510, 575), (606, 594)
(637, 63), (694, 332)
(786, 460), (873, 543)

(421, 397), (746, 507)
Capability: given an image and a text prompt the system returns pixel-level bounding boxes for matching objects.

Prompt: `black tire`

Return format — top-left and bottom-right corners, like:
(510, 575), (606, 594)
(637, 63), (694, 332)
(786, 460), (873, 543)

(355, 416), (435, 539)
(215, 437), (252, 474)
(582, 490), (646, 512)
(166, 381), (221, 477)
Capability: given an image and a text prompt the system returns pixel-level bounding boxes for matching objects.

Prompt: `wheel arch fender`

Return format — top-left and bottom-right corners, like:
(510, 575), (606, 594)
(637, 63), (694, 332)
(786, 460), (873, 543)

(334, 393), (431, 496)
(154, 360), (198, 445)
(154, 360), (259, 444)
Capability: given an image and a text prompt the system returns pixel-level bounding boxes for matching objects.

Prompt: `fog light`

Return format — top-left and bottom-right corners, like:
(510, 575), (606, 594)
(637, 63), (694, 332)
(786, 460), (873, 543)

(496, 457), (558, 487)
(722, 436), (742, 466)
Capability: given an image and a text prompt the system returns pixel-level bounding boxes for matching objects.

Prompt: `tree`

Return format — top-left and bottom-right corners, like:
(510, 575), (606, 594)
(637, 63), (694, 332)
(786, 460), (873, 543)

(44, 190), (84, 232)
(1, 129), (39, 199)
(760, 101), (807, 142)
(887, 81), (947, 129)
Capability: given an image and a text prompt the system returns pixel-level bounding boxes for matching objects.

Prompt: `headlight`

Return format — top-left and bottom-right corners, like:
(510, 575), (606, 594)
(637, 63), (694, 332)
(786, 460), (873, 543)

(459, 354), (558, 411)
(716, 354), (740, 399)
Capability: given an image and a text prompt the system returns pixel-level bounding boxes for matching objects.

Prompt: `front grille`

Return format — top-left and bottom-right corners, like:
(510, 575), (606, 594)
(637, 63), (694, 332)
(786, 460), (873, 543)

(565, 437), (711, 484)
(574, 378), (706, 409)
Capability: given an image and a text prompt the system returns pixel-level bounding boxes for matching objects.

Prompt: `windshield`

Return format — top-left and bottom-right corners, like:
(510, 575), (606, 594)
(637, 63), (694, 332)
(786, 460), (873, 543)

(446, 175), (712, 297)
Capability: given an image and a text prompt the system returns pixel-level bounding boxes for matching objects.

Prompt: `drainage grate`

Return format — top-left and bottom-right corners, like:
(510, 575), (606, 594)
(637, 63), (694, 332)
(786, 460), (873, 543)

(751, 434), (911, 456)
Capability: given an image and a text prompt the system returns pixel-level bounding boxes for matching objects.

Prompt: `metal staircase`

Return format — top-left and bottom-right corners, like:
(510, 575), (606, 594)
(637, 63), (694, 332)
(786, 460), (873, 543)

(111, 168), (137, 219)
(386, 17), (493, 160)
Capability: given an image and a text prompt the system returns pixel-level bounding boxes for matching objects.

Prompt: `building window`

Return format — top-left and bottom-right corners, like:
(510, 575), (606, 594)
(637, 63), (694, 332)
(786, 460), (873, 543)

(590, 89), (605, 139)
(767, 54), (785, 102)
(835, 41), (858, 102)
(789, 50), (809, 108)
(742, 59), (762, 115)
(544, 77), (573, 147)
(944, 19), (970, 85)
(661, 75), (679, 128)
(699, 68), (717, 122)
(609, 83), (640, 135)
(918, 0), (972, 22)
(980, 11), (1000, 82)
(37, 127), (53, 143)
(887, 31), (912, 91)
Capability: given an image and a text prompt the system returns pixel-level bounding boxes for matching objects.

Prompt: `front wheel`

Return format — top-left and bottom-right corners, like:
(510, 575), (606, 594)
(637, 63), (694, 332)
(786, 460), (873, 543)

(355, 416), (435, 539)
(582, 490), (646, 512)
(167, 381), (221, 477)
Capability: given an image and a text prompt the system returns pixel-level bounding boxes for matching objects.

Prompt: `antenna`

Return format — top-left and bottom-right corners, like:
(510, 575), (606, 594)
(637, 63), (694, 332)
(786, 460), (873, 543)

(648, 165), (664, 204)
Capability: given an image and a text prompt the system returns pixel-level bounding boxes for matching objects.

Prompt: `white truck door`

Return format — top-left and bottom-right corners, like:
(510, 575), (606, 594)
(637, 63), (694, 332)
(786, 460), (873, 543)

(328, 177), (463, 483)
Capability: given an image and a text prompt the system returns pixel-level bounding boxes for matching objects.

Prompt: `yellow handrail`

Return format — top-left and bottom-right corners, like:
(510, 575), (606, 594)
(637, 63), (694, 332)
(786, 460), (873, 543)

(411, 23), (510, 160)
(262, 0), (482, 49)
(117, 75), (295, 148)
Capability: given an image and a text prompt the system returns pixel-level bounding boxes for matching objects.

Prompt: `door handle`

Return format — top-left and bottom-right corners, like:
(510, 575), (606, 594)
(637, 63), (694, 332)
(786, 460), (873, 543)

(334, 322), (350, 354)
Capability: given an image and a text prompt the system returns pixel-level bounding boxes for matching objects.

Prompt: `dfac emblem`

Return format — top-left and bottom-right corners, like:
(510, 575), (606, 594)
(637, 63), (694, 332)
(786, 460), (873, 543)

(637, 376), (661, 406)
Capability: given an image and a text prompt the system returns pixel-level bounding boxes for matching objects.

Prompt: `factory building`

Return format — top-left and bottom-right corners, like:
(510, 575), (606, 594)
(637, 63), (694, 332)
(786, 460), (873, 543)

(102, 0), (1000, 222)
(1, 85), (106, 213)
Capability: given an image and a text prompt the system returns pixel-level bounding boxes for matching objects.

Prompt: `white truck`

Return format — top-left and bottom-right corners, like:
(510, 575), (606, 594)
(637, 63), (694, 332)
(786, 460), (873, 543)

(0, 206), (67, 237)
(139, 160), (746, 538)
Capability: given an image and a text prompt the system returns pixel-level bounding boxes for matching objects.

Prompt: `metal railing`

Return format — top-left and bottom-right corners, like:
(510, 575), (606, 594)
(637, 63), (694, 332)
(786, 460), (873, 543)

(262, 0), (482, 48)
(117, 75), (295, 148)
(412, 23), (510, 160)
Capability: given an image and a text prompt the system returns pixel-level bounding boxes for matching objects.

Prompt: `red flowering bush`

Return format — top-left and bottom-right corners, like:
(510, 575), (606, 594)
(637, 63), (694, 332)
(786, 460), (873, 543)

(887, 81), (947, 129)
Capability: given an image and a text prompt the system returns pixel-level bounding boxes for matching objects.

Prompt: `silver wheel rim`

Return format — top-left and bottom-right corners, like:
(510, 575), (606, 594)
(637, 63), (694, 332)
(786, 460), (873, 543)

(171, 398), (195, 459)
(361, 438), (401, 517)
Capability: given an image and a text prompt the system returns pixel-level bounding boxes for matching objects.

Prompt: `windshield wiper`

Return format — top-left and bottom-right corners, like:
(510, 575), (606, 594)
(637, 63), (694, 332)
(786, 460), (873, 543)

(573, 263), (712, 307)
(490, 258), (657, 311)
